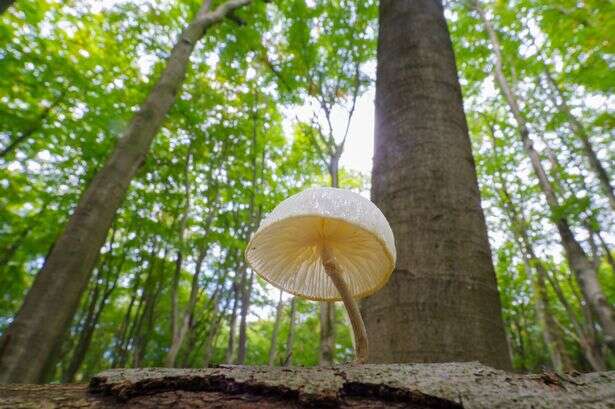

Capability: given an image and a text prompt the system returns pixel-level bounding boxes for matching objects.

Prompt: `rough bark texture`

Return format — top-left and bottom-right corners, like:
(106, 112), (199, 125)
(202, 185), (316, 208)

(361, 0), (511, 370)
(1, 363), (614, 408)
(0, 0), (252, 384)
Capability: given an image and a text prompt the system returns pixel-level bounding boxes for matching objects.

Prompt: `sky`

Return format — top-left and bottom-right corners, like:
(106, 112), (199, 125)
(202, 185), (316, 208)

(336, 89), (376, 177)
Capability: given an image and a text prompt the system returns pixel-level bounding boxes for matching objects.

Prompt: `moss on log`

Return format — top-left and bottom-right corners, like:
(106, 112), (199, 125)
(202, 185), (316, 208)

(0, 362), (613, 408)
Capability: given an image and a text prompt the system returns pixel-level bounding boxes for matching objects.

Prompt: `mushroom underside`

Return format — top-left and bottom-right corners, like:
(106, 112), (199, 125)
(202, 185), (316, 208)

(246, 215), (393, 301)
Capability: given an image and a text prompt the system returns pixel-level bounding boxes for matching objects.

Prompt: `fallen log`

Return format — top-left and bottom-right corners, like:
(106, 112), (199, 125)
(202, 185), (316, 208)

(0, 362), (613, 408)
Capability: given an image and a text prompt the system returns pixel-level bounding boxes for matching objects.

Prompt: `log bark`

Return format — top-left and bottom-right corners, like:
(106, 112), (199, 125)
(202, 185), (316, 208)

(1, 363), (613, 408)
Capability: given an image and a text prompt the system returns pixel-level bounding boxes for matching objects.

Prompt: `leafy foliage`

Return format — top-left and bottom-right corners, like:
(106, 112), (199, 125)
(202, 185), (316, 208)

(0, 0), (613, 382)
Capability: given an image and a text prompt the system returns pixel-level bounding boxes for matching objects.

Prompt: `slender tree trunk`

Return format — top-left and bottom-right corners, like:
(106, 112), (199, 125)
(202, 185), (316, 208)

(360, 0), (510, 369)
(203, 289), (232, 367)
(475, 0), (615, 352)
(225, 280), (240, 364)
(0, 0), (252, 384)
(165, 147), (195, 368)
(284, 297), (297, 367)
(165, 246), (209, 367)
(62, 262), (121, 382)
(268, 290), (284, 366)
(236, 269), (254, 364)
(132, 275), (163, 368)
(486, 124), (570, 372)
(111, 241), (154, 368)
(319, 153), (340, 365)
(544, 69), (615, 211)
(545, 270), (606, 371)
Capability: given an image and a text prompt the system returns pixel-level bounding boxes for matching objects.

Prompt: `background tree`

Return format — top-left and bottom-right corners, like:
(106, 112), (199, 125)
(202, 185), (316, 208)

(0, 0), (612, 384)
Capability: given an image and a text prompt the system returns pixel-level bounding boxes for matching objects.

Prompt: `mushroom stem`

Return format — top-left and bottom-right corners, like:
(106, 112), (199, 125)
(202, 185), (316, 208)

(322, 251), (368, 364)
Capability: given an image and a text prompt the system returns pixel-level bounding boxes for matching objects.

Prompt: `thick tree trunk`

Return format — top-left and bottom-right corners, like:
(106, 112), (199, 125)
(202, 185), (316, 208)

(361, 0), (511, 369)
(284, 297), (296, 367)
(5, 363), (613, 408)
(475, 0), (615, 352)
(0, 0), (252, 384)
(267, 291), (284, 366)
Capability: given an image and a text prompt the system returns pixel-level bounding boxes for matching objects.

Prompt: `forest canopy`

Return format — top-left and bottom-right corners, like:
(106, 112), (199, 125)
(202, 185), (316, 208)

(0, 0), (613, 384)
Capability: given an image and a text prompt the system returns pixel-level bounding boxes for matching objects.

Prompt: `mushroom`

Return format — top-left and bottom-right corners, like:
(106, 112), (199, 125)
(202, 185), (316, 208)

(245, 187), (396, 363)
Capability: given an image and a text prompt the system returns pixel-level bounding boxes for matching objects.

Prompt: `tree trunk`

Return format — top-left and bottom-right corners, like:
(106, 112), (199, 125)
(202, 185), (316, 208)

(268, 290), (284, 366)
(319, 152), (340, 366)
(284, 297), (296, 367)
(165, 147), (195, 368)
(62, 249), (123, 382)
(0, 0), (252, 384)
(111, 241), (156, 368)
(475, 0), (615, 352)
(360, 0), (511, 369)
(486, 124), (570, 372)
(203, 289), (233, 367)
(544, 270), (606, 371)
(225, 280), (240, 365)
(236, 269), (254, 364)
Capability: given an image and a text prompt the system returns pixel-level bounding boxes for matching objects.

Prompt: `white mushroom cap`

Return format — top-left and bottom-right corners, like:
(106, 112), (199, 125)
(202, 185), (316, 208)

(245, 187), (396, 301)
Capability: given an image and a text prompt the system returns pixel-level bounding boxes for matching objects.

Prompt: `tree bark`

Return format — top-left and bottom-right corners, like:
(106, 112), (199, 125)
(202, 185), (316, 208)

(475, 0), (615, 352)
(0, 0), (252, 384)
(5, 363), (613, 409)
(361, 0), (511, 370)
(267, 290), (284, 366)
